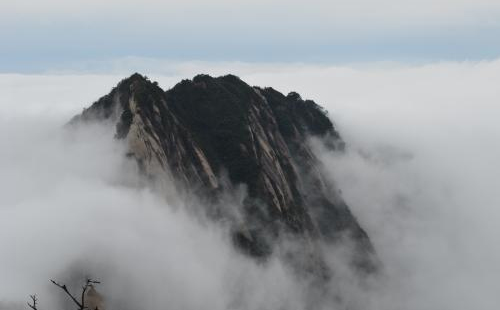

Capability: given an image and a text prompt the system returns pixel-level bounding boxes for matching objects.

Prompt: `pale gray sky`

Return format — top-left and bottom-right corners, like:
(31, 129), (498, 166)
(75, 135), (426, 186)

(2, 0), (500, 72)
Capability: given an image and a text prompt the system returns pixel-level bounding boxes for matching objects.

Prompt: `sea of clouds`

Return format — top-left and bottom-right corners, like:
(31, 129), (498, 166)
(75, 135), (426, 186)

(0, 59), (499, 309)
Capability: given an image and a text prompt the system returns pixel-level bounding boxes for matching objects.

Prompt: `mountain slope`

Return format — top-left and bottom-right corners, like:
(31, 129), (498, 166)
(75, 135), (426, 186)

(73, 73), (376, 271)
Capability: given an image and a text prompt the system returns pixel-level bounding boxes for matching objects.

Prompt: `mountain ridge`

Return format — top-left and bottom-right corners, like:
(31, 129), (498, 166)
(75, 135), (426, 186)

(72, 72), (376, 273)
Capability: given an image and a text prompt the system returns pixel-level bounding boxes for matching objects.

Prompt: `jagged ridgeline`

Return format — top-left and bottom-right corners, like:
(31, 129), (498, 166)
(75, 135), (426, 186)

(72, 73), (376, 272)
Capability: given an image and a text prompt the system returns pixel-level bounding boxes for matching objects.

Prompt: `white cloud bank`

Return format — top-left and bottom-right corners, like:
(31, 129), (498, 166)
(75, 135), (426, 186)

(0, 59), (499, 309)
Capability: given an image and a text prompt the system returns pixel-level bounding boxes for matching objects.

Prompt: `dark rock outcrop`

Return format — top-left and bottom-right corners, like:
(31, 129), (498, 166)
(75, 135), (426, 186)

(73, 73), (376, 273)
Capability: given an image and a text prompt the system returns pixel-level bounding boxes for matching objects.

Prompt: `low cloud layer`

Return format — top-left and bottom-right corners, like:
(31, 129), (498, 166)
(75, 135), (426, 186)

(0, 116), (312, 310)
(0, 59), (499, 309)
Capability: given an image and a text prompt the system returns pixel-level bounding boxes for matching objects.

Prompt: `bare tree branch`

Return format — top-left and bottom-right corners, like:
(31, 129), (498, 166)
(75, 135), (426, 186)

(28, 278), (102, 310)
(27, 294), (38, 310)
(50, 278), (101, 310)
(50, 279), (83, 309)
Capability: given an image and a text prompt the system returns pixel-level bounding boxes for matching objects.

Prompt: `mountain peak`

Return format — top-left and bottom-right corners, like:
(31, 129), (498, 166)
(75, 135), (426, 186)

(73, 74), (376, 273)
(286, 91), (302, 101)
(117, 72), (154, 89)
(126, 72), (148, 82)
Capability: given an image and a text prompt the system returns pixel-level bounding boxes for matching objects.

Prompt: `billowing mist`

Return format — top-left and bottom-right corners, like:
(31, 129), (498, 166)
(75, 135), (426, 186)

(1, 60), (499, 310)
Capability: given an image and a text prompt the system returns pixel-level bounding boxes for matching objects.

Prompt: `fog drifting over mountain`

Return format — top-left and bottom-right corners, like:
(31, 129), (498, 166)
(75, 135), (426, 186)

(1, 60), (499, 309)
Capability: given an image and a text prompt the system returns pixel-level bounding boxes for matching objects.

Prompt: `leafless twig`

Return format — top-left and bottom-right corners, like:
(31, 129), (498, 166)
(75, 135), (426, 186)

(27, 294), (38, 310)
(50, 278), (100, 310)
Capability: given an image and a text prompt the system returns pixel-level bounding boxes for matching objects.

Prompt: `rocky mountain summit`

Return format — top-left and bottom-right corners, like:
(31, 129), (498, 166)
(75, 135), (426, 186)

(72, 73), (376, 274)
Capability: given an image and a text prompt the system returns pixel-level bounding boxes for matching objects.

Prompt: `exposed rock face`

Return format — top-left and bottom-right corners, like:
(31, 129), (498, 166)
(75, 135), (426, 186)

(84, 285), (105, 310)
(73, 73), (375, 272)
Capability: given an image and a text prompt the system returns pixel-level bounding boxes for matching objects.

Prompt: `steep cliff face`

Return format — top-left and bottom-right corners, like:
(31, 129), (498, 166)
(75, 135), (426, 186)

(73, 73), (375, 271)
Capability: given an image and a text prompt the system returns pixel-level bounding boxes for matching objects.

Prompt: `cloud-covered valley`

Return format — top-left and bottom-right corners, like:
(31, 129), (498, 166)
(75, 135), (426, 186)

(0, 59), (499, 309)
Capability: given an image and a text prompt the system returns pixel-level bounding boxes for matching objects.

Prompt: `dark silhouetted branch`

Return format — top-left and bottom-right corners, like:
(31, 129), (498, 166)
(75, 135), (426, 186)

(50, 279), (83, 309)
(27, 294), (38, 310)
(28, 278), (102, 310)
